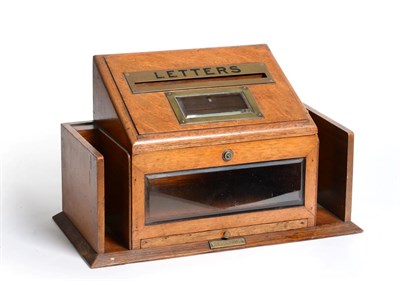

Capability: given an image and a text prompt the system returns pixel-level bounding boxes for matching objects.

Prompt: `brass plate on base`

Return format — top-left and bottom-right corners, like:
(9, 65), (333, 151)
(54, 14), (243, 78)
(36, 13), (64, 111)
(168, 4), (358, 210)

(209, 238), (246, 249)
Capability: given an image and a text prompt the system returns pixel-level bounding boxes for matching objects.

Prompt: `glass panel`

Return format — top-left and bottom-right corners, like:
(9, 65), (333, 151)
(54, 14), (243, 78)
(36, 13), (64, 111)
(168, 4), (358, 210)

(176, 92), (252, 118)
(145, 158), (305, 224)
(166, 87), (263, 124)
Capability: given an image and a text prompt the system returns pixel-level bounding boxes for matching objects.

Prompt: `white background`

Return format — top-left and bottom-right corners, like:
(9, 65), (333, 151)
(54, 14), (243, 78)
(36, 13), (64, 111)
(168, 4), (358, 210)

(1, 1), (400, 280)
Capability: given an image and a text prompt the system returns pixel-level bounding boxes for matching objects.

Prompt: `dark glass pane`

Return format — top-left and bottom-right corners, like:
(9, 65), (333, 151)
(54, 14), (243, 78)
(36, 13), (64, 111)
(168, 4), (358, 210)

(145, 158), (305, 224)
(176, 92), (252, 117)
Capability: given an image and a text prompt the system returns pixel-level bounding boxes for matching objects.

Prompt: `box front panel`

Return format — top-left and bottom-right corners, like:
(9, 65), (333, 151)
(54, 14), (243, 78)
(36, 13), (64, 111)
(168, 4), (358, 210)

(131, 136), (318, 249)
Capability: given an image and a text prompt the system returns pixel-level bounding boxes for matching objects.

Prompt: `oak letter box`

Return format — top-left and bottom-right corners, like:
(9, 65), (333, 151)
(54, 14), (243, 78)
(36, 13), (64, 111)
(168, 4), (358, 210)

(53, 45), (362, 268)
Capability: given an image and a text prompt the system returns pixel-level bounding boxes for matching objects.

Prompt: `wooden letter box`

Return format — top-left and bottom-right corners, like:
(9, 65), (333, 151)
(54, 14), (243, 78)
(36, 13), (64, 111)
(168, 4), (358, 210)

(53, 44), (362, 268)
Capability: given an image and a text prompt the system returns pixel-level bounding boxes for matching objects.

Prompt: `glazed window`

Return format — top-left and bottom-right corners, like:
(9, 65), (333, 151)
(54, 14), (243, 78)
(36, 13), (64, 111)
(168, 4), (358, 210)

(176, 91), (251, 117)
(166, 87), (263, 124)
(145, 158), (305, 224)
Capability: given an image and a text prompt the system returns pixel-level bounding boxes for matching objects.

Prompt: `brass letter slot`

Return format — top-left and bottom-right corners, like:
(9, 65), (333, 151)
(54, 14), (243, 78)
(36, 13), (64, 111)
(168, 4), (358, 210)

(124, 62), (274, 93)
(209, 237), (246, 249)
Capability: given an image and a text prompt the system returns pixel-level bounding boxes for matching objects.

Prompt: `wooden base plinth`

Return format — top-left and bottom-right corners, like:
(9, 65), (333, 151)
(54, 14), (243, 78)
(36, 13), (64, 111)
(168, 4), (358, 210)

(53, 207), (362, 268)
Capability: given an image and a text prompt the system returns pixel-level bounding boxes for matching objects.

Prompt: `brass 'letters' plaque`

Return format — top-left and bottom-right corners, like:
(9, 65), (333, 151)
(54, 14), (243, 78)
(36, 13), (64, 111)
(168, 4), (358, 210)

(209, 237), (246, 249)
(124, 62), (274, 93)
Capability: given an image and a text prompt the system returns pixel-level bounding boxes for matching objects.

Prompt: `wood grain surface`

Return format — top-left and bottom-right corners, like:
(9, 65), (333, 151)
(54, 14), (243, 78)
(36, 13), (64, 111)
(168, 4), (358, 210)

(307, 105), (354, 222)
(55, 45), (360, 268)
(94, 45), (317, 147)
(61, 123), (105, 253)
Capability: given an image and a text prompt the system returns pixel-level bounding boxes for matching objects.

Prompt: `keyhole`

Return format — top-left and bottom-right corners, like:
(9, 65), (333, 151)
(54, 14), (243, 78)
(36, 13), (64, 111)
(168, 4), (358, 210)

(222, 149), (234, 161)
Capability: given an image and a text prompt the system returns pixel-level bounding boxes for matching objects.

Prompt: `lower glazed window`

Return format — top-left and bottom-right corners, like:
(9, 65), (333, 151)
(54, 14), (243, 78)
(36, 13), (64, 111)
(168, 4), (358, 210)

(145, 158), (305, 224)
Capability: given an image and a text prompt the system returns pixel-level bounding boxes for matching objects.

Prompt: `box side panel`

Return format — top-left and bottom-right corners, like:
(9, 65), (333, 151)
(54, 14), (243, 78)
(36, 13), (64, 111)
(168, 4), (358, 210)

(61, 124), (105, 253)
(306, 105), (354, 221)
(86, 129), (131, 250)
(93, 56), (135, 151)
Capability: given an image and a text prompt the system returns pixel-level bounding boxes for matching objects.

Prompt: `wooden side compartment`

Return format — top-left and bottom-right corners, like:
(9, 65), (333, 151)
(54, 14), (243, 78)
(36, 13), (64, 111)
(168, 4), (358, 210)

(60, 123), (105, 254)
(306, 105), (354, 222)
(56, 122), (131, 260)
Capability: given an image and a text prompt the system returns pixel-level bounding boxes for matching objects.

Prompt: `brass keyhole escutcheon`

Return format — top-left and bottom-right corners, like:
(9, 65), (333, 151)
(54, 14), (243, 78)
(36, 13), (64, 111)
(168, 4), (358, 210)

(222, 149), (234, 161)
(223, 231), (231, 240)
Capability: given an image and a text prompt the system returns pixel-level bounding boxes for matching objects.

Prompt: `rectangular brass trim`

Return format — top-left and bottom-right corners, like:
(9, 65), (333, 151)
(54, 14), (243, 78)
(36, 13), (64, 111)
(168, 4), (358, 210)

(209, 238), (246, 249)
(124, 62), (274, 93)
(166, 87), (263, 125)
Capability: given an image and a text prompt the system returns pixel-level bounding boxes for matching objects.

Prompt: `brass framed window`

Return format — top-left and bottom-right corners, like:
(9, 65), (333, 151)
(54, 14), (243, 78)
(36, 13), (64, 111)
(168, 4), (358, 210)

(166, 87), (263, 124)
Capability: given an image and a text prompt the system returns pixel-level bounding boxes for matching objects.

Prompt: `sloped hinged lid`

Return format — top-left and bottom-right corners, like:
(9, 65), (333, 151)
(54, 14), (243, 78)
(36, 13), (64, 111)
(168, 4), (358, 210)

(101, 45), (313, 136)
